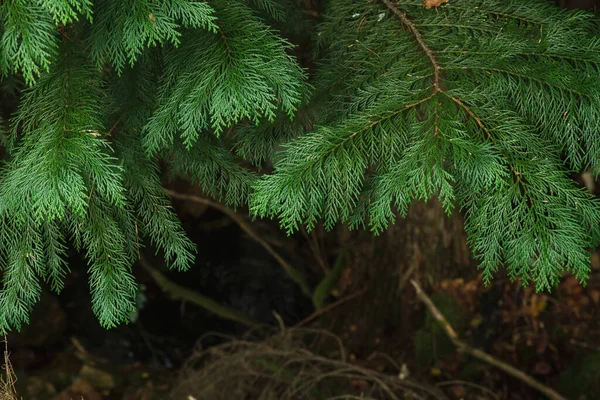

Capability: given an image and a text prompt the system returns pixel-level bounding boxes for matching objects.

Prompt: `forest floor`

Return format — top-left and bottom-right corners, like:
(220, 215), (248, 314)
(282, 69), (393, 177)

(2, 209), (599, 400)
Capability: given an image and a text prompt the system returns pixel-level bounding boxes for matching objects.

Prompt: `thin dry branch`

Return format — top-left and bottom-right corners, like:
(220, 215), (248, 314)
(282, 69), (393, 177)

(172, 328), (449, 400)
(410, 280), (567, 400)
(294, 288), (368, 328)
(164, 189), (313, 298)
(300, 226), (329, 275)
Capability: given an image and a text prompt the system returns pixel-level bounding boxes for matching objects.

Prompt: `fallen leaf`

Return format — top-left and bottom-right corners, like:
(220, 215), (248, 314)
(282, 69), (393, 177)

(423, 0), (449, 9)
(138, 384), (153, 400)
(26, 377), (56, 398)
(470, 313), (483, 328)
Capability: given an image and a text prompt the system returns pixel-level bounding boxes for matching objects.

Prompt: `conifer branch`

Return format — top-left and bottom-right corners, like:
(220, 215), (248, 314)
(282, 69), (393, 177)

(440, 49), (600, 66)
(443, 65), (591, 99)
(308, 92), (436, 171)
(252, 0), (600, 290)
(2, 0), (600, 331)
(436, 2), (552, 26)
(440, 91), (490, 139)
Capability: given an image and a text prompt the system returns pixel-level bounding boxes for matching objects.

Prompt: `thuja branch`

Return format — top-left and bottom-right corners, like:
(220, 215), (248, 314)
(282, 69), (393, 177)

(382, 1), (525, 186)
(382, 0), (491, 132)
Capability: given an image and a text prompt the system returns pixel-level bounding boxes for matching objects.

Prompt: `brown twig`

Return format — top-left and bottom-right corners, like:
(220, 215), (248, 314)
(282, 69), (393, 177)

(172, 328), (448, 400)
(381, 0), (441, 91)
(164, 189), (312, 298)
(300, 226), (329, 275)
(410, 280), (567, 400)
(70, 337), (107, 364)
(106, 116), (123, 137)
(441, 91), (491, 139)
(294, 288), (368, 328)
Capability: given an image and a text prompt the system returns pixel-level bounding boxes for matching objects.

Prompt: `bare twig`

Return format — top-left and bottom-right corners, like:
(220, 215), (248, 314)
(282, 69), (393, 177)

(300, 226), (329, 275)
(410, 280), (567, 400)
(367, 352), (403, 374)
(164, 189), (312, 298)
(294, 288), (368, 328)
(312, 250), (346, 309)
(398, 263), (417, 293)
(70, 337), (107, 364)
(172, 328), (449, 400)
(569, 338), (600, 352)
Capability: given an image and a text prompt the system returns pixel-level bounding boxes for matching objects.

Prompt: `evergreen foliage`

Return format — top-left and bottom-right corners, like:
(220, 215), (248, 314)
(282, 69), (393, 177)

(0, 0), (599, 332)
(251, 0), (600, 290)
(0, 0), (303, 332)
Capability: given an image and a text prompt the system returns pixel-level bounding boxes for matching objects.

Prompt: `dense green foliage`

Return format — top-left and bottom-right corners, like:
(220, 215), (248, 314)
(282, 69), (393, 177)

(0, 0), (599, 332)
